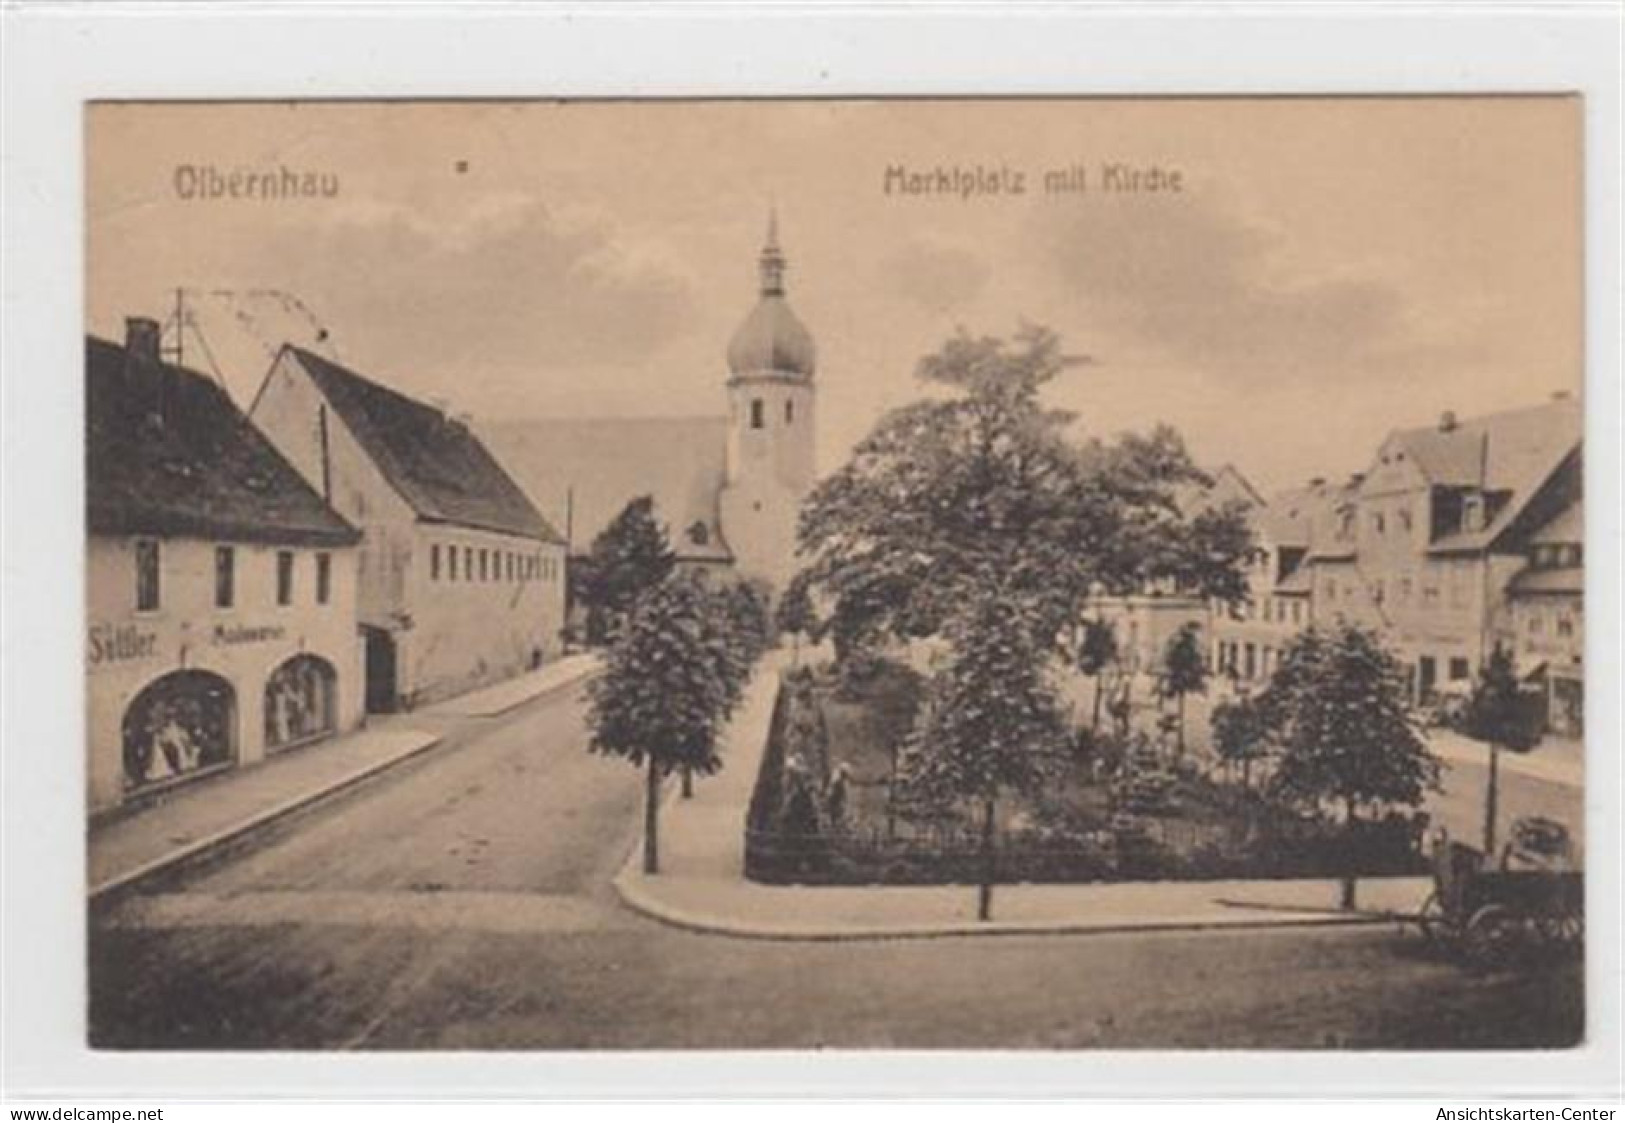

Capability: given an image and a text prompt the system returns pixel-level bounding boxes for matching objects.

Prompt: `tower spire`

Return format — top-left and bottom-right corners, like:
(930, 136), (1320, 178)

(758, 206), (785, 296)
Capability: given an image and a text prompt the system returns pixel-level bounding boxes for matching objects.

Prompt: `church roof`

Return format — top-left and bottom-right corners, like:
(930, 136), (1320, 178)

(726, 213), (817, 379)
(286, 347), (562, 543)
(86, 334), (360, 547)
(727, 298), (817, 379)
(477, 415), (733, 562)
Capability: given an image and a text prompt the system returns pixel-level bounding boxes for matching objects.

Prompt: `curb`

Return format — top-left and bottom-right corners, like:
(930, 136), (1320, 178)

(611, 868), (1401, 943)
(89, 731), (444, 906)
(89, 660), (608, 906)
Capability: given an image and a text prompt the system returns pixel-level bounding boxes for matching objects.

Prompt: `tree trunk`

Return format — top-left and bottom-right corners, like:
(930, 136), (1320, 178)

(681, 764), (693, 799)
(791, 633), (801, 668)
(643, 756), (661, 875)
(1176, 693), (1186, 759)
(1241, 755), (1251, 794)
(977, 798), (997, 922)
(1340, 796), (1357, 910)
(1091, 675), (1103, 734)
(1483, 742), (1501, 859)
(886, 741), (899, 841)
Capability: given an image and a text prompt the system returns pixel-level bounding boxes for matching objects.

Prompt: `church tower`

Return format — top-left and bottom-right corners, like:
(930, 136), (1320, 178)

(718, 211), (817, 591)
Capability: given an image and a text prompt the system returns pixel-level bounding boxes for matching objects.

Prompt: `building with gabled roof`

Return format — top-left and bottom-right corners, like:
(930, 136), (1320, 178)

(250, 344), (568, 710)
(1208, 476), (1339, 691)
(1305, 396), (1581, 705)
(87, 320), (364, 813)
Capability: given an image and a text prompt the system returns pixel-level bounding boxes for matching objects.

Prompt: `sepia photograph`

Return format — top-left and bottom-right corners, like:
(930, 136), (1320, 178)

(82, 96), (1585, 1052)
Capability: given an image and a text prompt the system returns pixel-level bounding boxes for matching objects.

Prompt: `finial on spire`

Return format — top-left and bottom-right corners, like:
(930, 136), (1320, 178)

(758, 204), (786, 297)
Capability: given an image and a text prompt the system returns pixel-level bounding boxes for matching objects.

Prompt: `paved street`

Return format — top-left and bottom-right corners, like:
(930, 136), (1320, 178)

(89, 682), (1583, 1051)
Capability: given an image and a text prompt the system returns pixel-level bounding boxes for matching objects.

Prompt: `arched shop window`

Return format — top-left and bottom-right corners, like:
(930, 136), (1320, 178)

(264, 654), (338, 751)
(122, 670), (236, 792)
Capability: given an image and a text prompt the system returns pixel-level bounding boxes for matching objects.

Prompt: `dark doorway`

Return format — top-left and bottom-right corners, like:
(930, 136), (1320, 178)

(362, 626), (398, 713)
(1418, 655), (1437, 702)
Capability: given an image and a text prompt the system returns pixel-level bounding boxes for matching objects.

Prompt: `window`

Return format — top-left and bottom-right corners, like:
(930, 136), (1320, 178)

(316, 552), (331, 605)
(750, 398), (764, 429)
(1422, 582), (1439, 606)
(464, 547), (473, 581)
(508, 552), (516, 582)
(1373, 512), (1385, 535)
(1399, 508), (1413, 533)
(1449, 657), (1471, 682)
(1557, 612), (1575, 639)
(1399, 576), (1413, 603)
(276, 551), (295, 605)
(1528, 611), (1545, 635)
(431, 544), (441, 581)
(1372, 579), (1385, 605)
(1563, 544), (1582, 568)
(214, 545), (235, 609)
(135, 539), (161, 612)
(449, 545), (459, 581)
(785, 399), (794, 424)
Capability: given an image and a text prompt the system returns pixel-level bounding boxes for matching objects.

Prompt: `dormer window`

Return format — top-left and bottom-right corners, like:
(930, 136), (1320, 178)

(1462, 493), (1485, 533)
(750, 399), (765, 430)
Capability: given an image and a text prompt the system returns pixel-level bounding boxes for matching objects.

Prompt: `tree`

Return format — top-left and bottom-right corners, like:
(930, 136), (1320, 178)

(578, 496), (676, 644)
(722, 578), (774, 665)
(775, 570), (818, 666)
(1160, 622), (1208, 759)
(586, 573), (733, 873)
(1210, 695), (1269, 793)
(1256, 623), (1440, 907)
(899, 587), (1068, 921)
(1460, 643), (1544, 856)
(1075, 618), (1119, 734)
(797, 326), (1252, 672)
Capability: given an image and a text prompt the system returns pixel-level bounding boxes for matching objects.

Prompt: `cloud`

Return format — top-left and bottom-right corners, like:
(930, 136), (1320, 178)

(1030, 192), (1447, 388)
(879, 237), (992, 313)
(265, 194), (700, 377)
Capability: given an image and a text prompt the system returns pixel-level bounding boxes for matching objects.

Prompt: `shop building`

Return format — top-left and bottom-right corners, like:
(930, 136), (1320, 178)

(86, 322), (364, 815)
(250, 346), (568, 710)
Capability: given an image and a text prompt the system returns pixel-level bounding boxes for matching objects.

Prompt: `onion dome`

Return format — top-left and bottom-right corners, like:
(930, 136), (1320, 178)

(726, 210), (817, 379)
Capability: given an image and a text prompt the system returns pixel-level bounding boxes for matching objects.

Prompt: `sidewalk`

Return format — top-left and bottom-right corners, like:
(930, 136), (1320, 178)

(614, 653), (1431, 941)
(90, 654), (603, 901)
(89, 725), (443, 901)
(418, 652), (602, 717)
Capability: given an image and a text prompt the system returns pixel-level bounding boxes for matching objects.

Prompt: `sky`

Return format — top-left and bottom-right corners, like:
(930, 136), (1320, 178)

(86, 97), (1582, 495)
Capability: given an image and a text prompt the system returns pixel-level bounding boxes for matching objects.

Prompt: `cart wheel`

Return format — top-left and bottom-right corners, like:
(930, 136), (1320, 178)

(1464, 905), (1523, 972)
(1416, 892), (1447, 944)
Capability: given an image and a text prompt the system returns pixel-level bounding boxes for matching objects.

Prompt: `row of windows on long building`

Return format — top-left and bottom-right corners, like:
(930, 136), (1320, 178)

(427, 542), (561, 585)
(133, 540), (332, 613)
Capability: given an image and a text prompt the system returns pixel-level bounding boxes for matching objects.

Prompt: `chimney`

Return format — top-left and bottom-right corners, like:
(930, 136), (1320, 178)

(1308, 476), (1326, 488)
(1552, 390), (1572, 402)
(124, 316), (173, 425)
(453, 410), (474, 429)
(1438, 410), (1458, 432)
(123, 316), (162, 375)
(428, 395), (450, 418)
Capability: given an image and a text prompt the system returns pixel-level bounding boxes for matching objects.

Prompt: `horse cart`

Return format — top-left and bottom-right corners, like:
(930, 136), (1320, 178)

(1415, 817), (1583, 970)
